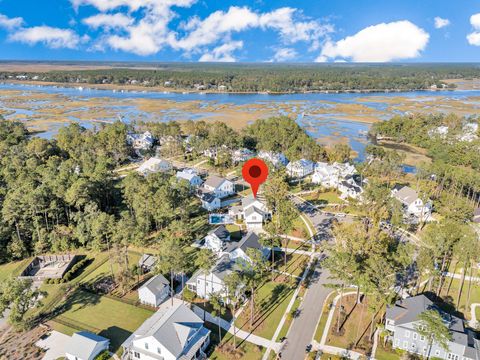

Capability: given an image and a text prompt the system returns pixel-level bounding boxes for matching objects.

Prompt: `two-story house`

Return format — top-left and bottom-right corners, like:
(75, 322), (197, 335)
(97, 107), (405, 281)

(386, 295), (480, 360)
(203, 226), (231, 254)
(229, 195), (271, 231)
(286, 159), (315, 178)
(257, 151), (289, 168)
(137, 158), (172, 175)
(121, 302), (210, 360)
(391, 185), (432, 221)
(176, 169), (203, 188)
(202, 176), (235, 199)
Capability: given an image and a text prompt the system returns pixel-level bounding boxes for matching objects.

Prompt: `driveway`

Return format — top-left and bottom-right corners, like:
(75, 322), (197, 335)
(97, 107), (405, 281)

(35, 330), (71, 360)
(280, 263), (335, 360)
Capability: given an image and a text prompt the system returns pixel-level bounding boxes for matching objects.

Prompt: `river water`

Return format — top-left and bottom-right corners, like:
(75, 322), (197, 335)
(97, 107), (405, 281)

(2, 82), (480, 166)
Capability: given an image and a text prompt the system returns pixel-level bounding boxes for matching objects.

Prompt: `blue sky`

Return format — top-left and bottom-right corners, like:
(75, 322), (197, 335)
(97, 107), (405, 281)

(0, 0), (479, 62)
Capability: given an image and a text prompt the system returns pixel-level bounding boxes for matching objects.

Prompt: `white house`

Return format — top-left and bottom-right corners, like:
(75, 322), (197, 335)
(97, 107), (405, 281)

(202, 176), (235, 199)
(65, 331), (109, 360)
(229, 195), (271, 231)
(231, 148), (255, 163)
(225, 231), (269, 264)
(176, 169), (203, 188)
(338, 178), (364, 200)
(138, 274), (171, 307)
(137, 158), (172, 175)
(286, 159), (315, 178)
(127, 131), (154, 150)
(312, 162), (357, 188)
(391, 185), (432, 221)
(258, 150), (288, 168)
(121, 302), (210, 360)
(200, 193), (221, 211)
(186, 255), (237, 300)
(203, 225), (231, 253)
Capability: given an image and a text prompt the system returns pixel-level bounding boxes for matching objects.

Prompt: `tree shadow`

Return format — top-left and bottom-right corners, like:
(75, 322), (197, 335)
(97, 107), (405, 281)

(99, 326), (132, 353)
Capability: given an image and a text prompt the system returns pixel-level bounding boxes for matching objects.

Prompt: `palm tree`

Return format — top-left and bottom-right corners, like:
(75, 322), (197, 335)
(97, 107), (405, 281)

(415, 310), (452, 359)
(195, 249), (216, 320)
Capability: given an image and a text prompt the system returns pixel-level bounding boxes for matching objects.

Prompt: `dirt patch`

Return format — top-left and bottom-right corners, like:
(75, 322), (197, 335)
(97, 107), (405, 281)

(0, 326), (47, 360)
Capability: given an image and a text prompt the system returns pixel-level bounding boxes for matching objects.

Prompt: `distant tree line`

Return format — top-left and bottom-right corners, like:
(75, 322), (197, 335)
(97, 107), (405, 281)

(4, 63), (480, 92)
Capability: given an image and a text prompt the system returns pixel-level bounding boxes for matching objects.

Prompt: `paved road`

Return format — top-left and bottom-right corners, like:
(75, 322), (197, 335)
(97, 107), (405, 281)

(280, 264), (334, 360)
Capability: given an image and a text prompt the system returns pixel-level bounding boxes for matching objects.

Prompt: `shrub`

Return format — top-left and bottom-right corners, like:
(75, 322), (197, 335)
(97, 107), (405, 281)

(183, 287), (196, 302)
(94, 350), (110, 360)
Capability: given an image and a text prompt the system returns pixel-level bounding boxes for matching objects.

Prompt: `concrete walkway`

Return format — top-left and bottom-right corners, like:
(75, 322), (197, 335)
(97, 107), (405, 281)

(315, 291), (366, 360)
(191, 304), (282, 352)
(470, 303), (480, 328)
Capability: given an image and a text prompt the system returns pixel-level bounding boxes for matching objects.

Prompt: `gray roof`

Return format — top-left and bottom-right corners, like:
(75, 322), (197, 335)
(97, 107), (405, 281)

(211, 255), (238, 280)
(204, 175), (226, 189)
(393, 186), (419, 206)
(201, 192), (217, 203)
(244, 206), (263, 217)
(386, 295), (469, 347)
(140, 274), (170, 295)
(66, 331), (109, 359)
(209, 225), (230, 241)
(223, 231), (262, 254)
(130, 303), (207, 358)
(139, 254), (157, 269)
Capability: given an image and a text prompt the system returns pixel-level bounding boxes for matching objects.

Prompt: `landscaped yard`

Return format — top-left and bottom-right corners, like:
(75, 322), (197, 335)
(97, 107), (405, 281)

(288, 216), (310, 239)
(225, 224), (243, 240)
(235, 280), (296, 339)
(325, 294), (377, 355)
(0, 258), (32, 281)
(206, 322), (265, 360)
(302, 190), (344, 205)
(273, 252), (309, 278)
(437, 277), (480, 318)
(375, 342), (401, 360)
(53, 289), (153, 351)
(81, 251), (142, 285)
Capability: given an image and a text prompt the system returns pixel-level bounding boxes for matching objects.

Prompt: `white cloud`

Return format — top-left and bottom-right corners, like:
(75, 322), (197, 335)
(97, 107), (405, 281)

(318, 20), (429, 62)
(271, 48), (297, 62)
(199, 41), (243, 62)
(0, 13), (24, 30)
(467, 13), (480, 46)
(83, 13), (133, 29)
(173, 6), (331, 53)
(9, 26), (87, 49)
(434, 17), (450, 29)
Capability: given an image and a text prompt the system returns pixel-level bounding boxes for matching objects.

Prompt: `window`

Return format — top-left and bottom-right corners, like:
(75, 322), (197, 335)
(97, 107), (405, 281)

(420, 335), (425, 342)
(403, 341), (408, 349)
(394, 339), (400, 347)
(157, 347), (161, 354)
(413, 332), (418, 340)
(447, 353), (459, 360)
(405, 330), (410, 338)
(411, 343), (416, 351)
(134, 352), (140, 359)
(435, 350), (441, 356)
(423, 347), (427, 354)
(145, 343), (149, 350)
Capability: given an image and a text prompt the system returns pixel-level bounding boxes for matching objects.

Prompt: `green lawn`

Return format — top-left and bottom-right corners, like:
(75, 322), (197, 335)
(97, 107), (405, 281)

(302, 190), (344, 205)
(235, 281), (296, 339)
(54, 289), (153, 351)
(276, 296), (301, 341)
(273, 252), (309, 278)
(81, 251), (141, 285)
(0, 258), (32, 281)
(225, 224), (243, 240)
(288, 216), (310, 239)
(375, 343), (401, 360)
(438, 277), (480, 317)
(313, 291), (336, 342)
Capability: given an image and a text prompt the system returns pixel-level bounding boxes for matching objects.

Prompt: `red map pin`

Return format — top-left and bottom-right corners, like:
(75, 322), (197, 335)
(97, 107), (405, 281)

(242, 158), (269, 198)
